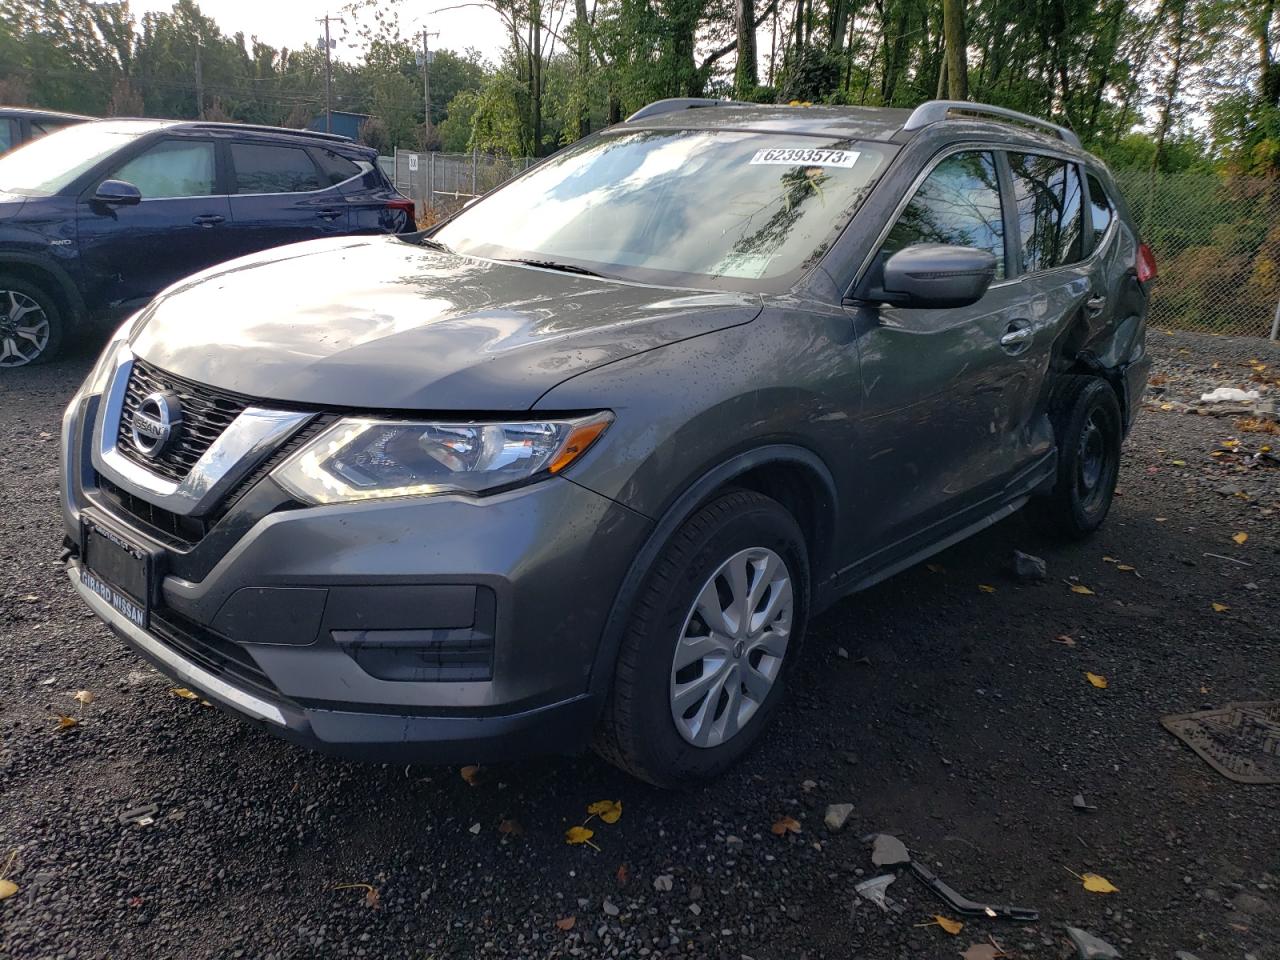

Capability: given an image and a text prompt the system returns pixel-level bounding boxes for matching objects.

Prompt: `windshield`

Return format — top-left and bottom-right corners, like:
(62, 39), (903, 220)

(0, 122), (158, 197)
(433, 129), (890, 290)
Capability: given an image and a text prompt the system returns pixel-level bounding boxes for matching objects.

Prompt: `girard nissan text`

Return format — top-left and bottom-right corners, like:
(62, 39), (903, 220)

(60, 99), (1154, 786)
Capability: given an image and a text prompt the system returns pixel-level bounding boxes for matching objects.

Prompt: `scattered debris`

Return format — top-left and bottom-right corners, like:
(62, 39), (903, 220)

(54, 714), (78, 731)
(911, 861), (1039, 921)
(73, 690), (94, 706)
(1162, 701), (1280, 784)
(0, 850), (18, 901)
(1174, 952), (1202, 960)
(1070, 584), (1096, 596)
(824, 803), (854, 832)
(913, 914), (964, 935)
(497, 818), (523, 837)
(1053, 635), (1078, 647)
(836, 646), (850, 659)
(615, 863), (629, 886)
(653, 874), (673, 892)
(554, 916), (576, 931)
(801, 778), (817, 792)
(961, 943), (1008, 960)
(1085, 672), (1109, 689)
(1065, 925), (1122, 959)
(602, 898), (619, 916)
(333, 882), (380, 909)
(169, 687), (199, 700)
(1012, 550), (1047, 581)
(978, 584), (997, 593)
(468, 822), (481, 835)
(118, 804), (159, 827)
(854, 874), (904, 914)
(869, 833), (910, 867)
(459, 765), (483, 786)
(1072, 794), (1097, 812)
(1200, 387), (1260, 404)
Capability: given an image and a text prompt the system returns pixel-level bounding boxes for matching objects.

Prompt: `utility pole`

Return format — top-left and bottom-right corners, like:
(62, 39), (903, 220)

(317, 14), (339, 133)
(194, 43), (204, 119)
(420, 27), (439, 147)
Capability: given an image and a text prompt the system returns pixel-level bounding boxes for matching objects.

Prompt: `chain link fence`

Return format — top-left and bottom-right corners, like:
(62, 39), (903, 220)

(1114, 171), (1280, 340)
(392, 150), (534, 223)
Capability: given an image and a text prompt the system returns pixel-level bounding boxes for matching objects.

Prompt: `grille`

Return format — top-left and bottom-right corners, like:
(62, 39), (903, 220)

(98, 476), (207, 547)
(117, 360), (253, 483)
(150, 610), (284, 701)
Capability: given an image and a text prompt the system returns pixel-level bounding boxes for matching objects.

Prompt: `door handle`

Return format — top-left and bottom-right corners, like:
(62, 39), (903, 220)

(315, 208), (344, 221)
(1085, 295), (1107, 316)
(192, 214), (225, 227)
(1000, 325), (1033, 351)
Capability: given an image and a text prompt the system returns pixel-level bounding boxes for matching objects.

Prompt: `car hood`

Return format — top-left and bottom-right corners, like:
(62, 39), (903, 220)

(128, 235), (762, 411)
(0, 192), (26, 218)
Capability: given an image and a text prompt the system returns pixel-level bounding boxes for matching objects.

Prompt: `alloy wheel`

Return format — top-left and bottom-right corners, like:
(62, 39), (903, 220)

(0, 289), (51, 367)
(669, 546), (793, 748)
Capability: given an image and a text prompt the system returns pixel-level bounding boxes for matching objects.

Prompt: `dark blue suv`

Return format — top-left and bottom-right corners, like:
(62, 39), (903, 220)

(0, 119), (414, 366)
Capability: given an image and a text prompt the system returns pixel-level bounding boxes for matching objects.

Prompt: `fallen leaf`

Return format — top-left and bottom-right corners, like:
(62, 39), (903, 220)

(497, 818), (524, 837)
(771, 815), (802, 836)
(977, 584), (997, 593)
(936, 915), (964, 935)
(55, 715), (78, 731)
(170, 687), (199, 700)
(961, 945), (1006, 960)
(1081, 872), (1119, 894)
(1102, 556), (1118, 563)
(1212, 602), (1230, 613)
(459, 764), (482, 786)
(1170, 459), (1186, 466)
(0, 878), (15, 900)
(1052, 635), (1077, 647)
(333, 882), (380, 908)
(1070, 584), (1095, 595)
(1085, 672), (1108, 689)
(587, 800), (622, 824)
(554, 916), (576, 931)
(1116, 564), (1135, 573)
(565, 825), (597, 848)
(1232, 532), (1248, 545)
(1155, 516), (1167, 522)
(73, 690), (94, 706)
(615, 863), (629, 886)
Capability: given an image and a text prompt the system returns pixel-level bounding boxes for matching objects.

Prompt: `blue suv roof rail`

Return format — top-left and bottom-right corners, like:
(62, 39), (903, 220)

(903, 100), (1082, 150)
(625, 98), (753, 123)
(183, 121), (354, 143)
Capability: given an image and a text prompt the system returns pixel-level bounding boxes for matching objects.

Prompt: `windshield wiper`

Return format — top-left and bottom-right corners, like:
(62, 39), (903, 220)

(502, 258), (608, 278)
(403, 232), (453, 253)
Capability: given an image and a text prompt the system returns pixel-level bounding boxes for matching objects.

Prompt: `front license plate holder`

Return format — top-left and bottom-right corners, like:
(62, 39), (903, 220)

(81, 519), (154, 630)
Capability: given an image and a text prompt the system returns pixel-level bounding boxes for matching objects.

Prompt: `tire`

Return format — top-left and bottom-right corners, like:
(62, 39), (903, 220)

(594, 489), (809, 788)
(0, 274), (64, 367)
(1034, 375), (1123, 539)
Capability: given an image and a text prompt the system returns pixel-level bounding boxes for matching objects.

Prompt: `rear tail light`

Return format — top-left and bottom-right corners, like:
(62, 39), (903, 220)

(387, 197), (415, 218)
(1136, 243), (1157, 283)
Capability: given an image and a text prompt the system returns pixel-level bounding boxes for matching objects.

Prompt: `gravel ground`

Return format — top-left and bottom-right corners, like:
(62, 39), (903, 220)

(1, 329), (1277, 960)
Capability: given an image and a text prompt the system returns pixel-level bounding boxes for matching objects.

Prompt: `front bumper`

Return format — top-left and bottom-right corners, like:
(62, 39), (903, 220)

(62, 385), (652, 762)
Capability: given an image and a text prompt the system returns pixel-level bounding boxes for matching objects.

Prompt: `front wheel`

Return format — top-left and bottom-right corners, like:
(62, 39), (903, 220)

(1034, 375), (1123, 539)
(0, 275), (64, 368)
(594, 490), (809, 787)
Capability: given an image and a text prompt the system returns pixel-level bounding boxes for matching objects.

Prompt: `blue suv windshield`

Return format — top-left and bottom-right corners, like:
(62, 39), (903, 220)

(433, 128), (890, 291)
(0, 121), (160, 197)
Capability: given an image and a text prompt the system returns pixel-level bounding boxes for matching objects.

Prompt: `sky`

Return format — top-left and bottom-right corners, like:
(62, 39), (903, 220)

(132, 0), (512, 65)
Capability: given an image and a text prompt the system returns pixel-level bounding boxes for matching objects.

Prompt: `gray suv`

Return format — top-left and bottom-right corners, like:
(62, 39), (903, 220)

(60, 99), (1154, 786)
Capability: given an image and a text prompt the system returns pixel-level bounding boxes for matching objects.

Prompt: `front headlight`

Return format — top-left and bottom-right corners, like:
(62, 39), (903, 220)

(273, 412), (613, 504)
(81, 313), (141, 397)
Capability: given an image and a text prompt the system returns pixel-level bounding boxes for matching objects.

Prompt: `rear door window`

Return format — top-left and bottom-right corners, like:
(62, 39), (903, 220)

(1008, 153), (1084, 272)
(230, 142), (325, 194)
(881, 150), (1006, 280)
(1086, 172), (1114, 249)
(313, 148), (363, 186)
(0, 119), (14, 153)
(110, 139), (217, 198)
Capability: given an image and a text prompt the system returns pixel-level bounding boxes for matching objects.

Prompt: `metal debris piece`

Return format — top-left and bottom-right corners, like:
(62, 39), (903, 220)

(1065, 925), (1121, 959)
(1072, 794), (1096, 812)
(910, 861), (1039, 922)
(1162, 701), (1280, 784)
(118, 803), (159, 827)
(854, 873), (904, 914)
(870, 833), (910, 867)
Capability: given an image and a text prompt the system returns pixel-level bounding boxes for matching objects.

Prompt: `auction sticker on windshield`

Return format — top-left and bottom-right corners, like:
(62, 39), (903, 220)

(749, 147), (860, 167)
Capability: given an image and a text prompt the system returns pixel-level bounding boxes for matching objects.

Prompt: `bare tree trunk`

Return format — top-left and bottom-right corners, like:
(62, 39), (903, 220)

(943, 0), (968, 99)
(531, 0), (543, 155)
(734, 0), (758, 96)
(1151, 0), (1187, 173)
(575, 0), (591, 136)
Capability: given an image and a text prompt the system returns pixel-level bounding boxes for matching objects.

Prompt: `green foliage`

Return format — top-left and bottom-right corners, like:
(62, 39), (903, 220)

(438, 90), (480, 152)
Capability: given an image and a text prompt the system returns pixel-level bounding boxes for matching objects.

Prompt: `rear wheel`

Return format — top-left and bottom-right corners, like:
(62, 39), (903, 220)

(1035, 375), (1122, 539)
(0, 275), (63, 367)
(594, 490), (809, 787)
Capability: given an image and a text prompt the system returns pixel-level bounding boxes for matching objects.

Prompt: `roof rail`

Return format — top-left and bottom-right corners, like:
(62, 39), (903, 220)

(185, 121), (354, 143)
(902, 100), (1081, 150)
(625, 98), (753, 123)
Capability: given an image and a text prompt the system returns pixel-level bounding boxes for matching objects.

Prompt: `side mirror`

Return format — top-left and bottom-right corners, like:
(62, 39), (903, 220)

(93, 179), (142, 206)
(868, 244), (997, 309)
